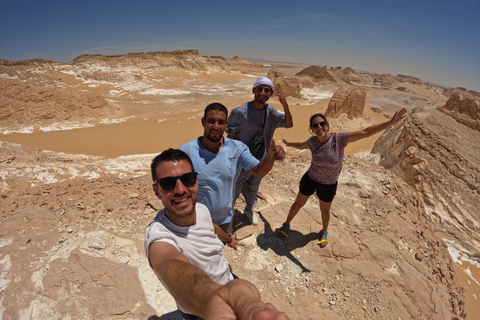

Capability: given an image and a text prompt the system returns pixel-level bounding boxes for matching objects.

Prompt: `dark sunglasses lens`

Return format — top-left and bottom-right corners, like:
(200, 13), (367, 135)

(158, 177), (176, 190)
(256, 87), (270, 93)
(158, 172), (197, 190)
(313, 122), (326, 129)
(180, 172), (197, 187)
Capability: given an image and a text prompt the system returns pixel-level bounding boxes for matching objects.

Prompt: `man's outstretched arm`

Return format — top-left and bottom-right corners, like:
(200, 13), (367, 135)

(149, 241), (220, 317)
(148, 241), (289, 319)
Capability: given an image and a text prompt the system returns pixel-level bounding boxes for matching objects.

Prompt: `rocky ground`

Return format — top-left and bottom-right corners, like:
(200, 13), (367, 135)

(0, 142), (467, 320)
(1, 51), (479, 319)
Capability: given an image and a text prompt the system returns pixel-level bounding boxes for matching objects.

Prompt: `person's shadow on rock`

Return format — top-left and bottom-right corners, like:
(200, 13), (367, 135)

(232, 209), (250, 231)
(255, 211), (318, 273)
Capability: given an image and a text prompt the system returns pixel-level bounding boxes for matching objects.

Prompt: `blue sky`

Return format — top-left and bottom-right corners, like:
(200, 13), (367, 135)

(1, 0), (479, 90)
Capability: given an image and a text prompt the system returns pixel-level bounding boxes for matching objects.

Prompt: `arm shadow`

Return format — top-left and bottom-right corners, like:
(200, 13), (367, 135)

(148, 309), (183, 320)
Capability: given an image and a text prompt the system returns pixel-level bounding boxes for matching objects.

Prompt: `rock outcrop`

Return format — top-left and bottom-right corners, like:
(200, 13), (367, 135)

(438, 93), (480, 131)
(293, 65), (366, 95)
(69, 50), (265, 74)
(0, 58), (64, 70)
(372, 107), (480, 260)
(296, 65), (337, 83)
(443, 87), (480, 99)
(266, 68), (302, 98)
(296, 65), (341, 92)
(373, 73), (398, 88)
(332, 67), (366, 85)
(0, 78), (123, 127)
(396, 74), (424, 86)
(325, 85), (366, 119)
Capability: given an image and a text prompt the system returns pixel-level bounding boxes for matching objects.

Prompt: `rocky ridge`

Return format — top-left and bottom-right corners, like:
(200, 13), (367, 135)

(372, 107), (480, 257)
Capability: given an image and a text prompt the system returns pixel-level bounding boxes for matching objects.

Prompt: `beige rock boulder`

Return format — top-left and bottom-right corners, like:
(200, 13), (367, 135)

(438, 93), (480, 131)
(266, 68), (302, 98)
(325, 85), (366, 119)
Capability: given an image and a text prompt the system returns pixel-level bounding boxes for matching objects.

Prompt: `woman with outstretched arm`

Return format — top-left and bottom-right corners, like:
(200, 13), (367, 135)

(278, 108), (407, 247)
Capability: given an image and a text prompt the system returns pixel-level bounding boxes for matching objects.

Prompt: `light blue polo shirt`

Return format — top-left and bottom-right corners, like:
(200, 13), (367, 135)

(179, 137), (259, 225)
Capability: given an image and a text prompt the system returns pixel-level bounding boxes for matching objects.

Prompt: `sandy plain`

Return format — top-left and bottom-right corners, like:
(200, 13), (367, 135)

(4, 81), (393, 158)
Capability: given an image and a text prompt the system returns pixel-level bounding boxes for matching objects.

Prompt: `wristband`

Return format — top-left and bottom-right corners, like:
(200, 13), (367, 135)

(225, 236), (233, 244)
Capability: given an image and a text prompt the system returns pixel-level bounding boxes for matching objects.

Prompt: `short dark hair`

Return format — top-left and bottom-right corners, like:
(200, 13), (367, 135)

(309, 113), (328, 126)
(151, 149), (195, 181)
(204, 102), (228, 119)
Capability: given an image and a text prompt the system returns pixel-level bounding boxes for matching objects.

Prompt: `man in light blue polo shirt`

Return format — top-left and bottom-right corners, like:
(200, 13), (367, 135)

(180, 102), (284, 248)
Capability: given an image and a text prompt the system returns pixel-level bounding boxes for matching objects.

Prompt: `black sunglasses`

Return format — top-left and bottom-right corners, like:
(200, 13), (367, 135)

(156, 172), (198, 191)
(312, 122), (327, 129)
(255, 87), (271, 93)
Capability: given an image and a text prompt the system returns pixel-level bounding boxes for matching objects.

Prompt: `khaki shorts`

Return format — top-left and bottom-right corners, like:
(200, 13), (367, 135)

(219, 219), (234, 236)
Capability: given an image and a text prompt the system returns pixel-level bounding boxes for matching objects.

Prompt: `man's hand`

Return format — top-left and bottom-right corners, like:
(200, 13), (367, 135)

(227, 236), (238, 250)
(272, 145), (285, 161)
(268, 138), (285, 161)
(274, 90), (288, 107)
(205, 279), (290, 320)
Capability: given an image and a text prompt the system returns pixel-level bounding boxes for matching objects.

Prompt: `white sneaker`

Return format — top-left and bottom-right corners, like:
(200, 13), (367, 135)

(245, 209), (259, 225)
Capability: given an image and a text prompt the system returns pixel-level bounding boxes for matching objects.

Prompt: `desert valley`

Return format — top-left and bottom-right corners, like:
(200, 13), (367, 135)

(0, 50), (479, 320)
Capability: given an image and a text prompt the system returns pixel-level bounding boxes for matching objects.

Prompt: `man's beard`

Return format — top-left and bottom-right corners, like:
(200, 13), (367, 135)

(205, 132), (223, 143)
(254, 94), (269, 104)
(165, 193), (197, 219)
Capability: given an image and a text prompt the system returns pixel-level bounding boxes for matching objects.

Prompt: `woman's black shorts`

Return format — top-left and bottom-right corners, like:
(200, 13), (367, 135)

(299, 172), (337, 203)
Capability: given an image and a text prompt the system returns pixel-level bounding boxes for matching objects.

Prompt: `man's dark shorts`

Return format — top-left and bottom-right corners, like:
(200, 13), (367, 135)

(299, 172), (337, 203)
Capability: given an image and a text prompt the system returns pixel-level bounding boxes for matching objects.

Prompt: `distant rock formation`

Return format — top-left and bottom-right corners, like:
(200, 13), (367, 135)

(296, 65), (337, 84)
(0, 50), (265, 77)
(0, 59), (66, 82)
(70, 49), (203, 66)
(437, 93), (480, 131)
(443, 87), (480, 99)
(0, 58), (64, 67)
(373, 73), (398, 88)
(332, 67), (366, 85)
(0, 78), (122, 126)
(396, 74), (424, 86)
(325, 85), (366, 119)
(294, 65), (366, 93)
(266, 68), (302, 99)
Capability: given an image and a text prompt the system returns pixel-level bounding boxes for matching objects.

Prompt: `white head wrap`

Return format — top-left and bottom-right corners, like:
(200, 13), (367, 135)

(253, 77), (275, 92)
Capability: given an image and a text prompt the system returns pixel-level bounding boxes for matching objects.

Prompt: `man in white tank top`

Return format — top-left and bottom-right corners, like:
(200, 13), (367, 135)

(145, 148), (289, 320)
